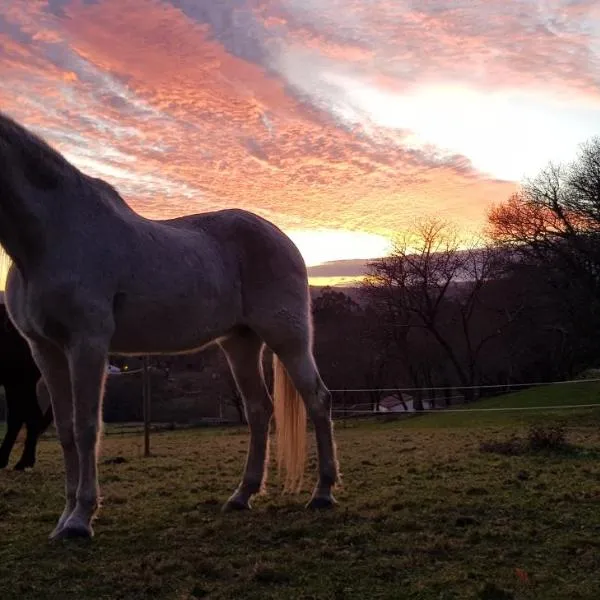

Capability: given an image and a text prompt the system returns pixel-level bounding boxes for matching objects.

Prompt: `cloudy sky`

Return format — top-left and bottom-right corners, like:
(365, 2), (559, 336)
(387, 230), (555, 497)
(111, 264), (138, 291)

(1, 0), (599, 283)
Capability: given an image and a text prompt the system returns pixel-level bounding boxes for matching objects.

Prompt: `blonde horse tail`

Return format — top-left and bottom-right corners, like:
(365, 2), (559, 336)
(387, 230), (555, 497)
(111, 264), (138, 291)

(272, 354), (307, 493)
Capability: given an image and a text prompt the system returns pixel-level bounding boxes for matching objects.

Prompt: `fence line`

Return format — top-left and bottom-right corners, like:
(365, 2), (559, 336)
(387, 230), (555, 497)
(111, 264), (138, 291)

(332, 403), (600, 415)
(123, 361), (600, 450)
(328, 377), (600, 394)
(109, 368), (143, 376)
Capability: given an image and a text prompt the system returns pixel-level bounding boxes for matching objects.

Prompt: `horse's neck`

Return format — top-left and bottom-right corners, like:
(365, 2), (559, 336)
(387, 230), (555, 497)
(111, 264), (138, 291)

(0, 119), (78, 272)
(0, 114), (138, 273)
(0, 178), (48, 273)
(0, 171), (116, 274)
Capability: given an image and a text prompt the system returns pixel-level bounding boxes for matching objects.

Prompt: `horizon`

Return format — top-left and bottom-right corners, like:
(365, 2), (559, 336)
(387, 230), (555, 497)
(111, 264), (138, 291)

(0, 1), (599, 284)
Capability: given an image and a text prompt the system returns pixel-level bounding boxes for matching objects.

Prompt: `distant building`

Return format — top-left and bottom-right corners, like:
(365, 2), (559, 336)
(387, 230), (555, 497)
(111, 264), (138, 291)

(378, 393), (417, 412)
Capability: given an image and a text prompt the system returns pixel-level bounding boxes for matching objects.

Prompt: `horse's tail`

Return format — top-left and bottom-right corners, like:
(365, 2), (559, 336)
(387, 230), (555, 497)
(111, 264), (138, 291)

(272, 354), (307, 493)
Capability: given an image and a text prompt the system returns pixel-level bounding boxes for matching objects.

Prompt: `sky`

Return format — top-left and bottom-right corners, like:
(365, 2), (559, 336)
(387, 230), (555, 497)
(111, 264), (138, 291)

(0, 0), (599, 286)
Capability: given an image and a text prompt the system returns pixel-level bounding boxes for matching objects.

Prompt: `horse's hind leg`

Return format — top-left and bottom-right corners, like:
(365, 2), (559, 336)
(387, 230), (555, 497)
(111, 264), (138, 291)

(0, 384), (24, 469)
(13, 381), (44, 470)
(219, 329), (273, 511)
(28, 340), (79, 540)
(274, 346), (340, 509)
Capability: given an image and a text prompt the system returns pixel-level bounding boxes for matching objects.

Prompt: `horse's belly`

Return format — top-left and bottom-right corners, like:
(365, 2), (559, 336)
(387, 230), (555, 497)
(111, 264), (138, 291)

(109, 302), (236, 355)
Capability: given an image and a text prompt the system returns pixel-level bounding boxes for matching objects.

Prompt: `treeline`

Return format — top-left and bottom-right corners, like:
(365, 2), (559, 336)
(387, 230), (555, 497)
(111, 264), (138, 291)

(101, 136), (600, 422)
(313, 136), (600, 409)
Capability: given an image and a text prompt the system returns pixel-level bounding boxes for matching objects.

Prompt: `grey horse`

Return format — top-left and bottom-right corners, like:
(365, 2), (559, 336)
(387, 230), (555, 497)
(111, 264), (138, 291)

(0, 111), (340, 540)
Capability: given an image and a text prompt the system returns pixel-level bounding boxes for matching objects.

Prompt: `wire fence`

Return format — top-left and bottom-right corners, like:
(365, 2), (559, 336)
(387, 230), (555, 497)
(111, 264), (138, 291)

(332, 403), (600, 415)
(13, 361), (598, 451)
(103, 366), (600, 448)
(329, 378), (600, 418)
(328, 377), (600, 394)
(5, 347), (600, 446)
(328, 378), (600, 421)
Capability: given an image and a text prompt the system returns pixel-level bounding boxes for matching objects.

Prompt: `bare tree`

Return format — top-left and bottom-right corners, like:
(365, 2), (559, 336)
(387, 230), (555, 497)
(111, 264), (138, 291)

(364, 218), (518, 398)
(488, 136), (600, 372)
(489, 137), (600, 289)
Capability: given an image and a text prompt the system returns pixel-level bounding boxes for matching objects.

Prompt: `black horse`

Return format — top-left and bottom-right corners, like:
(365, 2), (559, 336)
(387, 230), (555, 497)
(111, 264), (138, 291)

(0, 302), (53, 470)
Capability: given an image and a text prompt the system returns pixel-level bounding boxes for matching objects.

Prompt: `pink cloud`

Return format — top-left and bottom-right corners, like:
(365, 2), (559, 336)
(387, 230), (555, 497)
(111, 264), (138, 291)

(3, 0), (597, 264)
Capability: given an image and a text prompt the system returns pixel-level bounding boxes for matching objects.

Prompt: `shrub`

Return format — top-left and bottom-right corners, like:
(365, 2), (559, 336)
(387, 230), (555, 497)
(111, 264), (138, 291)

(527, 425), (568, 451)
(480, 425), (571, 456)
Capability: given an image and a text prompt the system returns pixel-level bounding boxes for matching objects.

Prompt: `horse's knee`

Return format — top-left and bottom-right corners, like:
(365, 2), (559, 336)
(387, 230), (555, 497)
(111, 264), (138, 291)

(74, 421), (99, 449)
(246, 397), (273, 422)
(306, 387), (332, 421)
(55, 422), (76, 451)
(319, 387), (332, 414)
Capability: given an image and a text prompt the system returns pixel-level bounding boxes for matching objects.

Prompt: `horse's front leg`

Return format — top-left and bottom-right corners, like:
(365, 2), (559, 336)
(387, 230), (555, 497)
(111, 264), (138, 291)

(14, 382), (44, 470)
(29, 340), (78, 538)
(58, 336), (109, 539)
(0, 385), (24, 468)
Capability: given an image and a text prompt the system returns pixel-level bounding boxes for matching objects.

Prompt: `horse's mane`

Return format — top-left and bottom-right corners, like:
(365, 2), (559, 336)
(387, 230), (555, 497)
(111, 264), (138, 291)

(0, 111), (78, 189)
(0, 112), (133, 213)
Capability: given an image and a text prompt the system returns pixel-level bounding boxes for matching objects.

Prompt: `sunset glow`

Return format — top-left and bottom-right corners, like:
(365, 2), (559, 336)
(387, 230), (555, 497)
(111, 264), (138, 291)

(0, 0), (599, 286)
(287, 230), (392, 268)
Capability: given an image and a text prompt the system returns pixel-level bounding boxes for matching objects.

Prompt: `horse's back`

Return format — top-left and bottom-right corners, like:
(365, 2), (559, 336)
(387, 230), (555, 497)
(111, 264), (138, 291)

(163, 208), (308, 287)
(162, 208), (311, 332)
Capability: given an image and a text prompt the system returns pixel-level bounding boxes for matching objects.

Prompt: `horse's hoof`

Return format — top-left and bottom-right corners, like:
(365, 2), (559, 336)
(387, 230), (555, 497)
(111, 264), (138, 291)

(222, 498), (251, 512)
(50, 523), (93, 541)
(306, 495), (337, 510)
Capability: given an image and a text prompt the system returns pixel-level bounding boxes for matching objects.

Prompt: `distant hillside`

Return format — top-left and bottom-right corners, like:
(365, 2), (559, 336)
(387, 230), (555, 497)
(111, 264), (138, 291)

(307, 247), (515, 290)
(307, 258), (371, 279)
(309, 285), (365, 303)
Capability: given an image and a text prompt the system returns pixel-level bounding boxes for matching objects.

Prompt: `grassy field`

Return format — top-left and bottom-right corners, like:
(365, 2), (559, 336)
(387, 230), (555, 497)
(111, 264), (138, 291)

(2, 386), (600, 599)
(400, 380), (600, 428)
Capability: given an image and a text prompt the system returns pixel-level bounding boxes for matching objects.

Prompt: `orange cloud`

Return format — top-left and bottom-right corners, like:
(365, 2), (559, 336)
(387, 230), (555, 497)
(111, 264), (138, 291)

(1, 0), (596, 271)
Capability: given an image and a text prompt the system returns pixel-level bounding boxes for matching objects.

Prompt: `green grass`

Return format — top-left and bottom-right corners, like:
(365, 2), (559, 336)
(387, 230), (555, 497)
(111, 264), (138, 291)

(3, 400), (600, 599)
(468, 381), (600, 408)
(399, 381), (600, 428)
